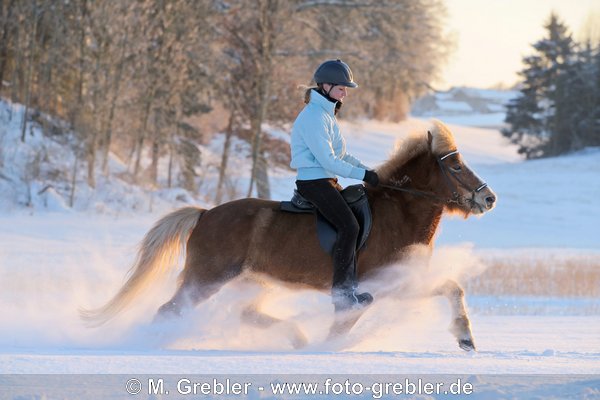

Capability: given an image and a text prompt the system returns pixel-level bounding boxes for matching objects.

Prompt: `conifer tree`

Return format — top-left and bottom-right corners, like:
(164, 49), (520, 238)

(555, 42), (597, 152)
(503, 13), (575, 158)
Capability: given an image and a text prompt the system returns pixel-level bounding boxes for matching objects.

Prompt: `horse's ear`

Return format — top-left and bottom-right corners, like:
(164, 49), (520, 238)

(427, 130), (433, 151)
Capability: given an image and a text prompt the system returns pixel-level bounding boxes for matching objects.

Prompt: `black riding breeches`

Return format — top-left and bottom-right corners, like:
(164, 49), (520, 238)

(296, 178), (360, 292)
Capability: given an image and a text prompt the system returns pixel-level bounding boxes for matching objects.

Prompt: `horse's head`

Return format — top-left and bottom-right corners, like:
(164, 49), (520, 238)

(427, 120), (496, 216)
(377, 120), (496, 217)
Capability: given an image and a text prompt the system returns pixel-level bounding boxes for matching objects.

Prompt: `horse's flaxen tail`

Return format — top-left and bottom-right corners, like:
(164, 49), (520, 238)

(80, 206), (205, 326)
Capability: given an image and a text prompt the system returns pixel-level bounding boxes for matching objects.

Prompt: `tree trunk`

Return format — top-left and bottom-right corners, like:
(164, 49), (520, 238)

(86, 50), (104, 189)
(87, 144), (96, 188)
(168, 105), (184, 189)
(131, 128), (146, 180)
(66, 0), (87, 130)
(255, 149), (270, 199)
(150, 130), (160, 186)
(0, 0), (16, 95)
(167, 140), (174, 188)
(20, 0), (38, 143)
(247, 0), (275, 199)
(69, 151), (79, 208)
(42, 8), (61, 116)
(101, 30), (128, 177)
(216, 111), (235, 204)
(100, 95), (117, 177)
(132, 91), (154, 181)
(247, 114), (267, 198)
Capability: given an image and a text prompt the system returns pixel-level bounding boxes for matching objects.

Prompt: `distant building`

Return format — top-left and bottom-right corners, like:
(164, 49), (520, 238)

(412, 87), (516, 117)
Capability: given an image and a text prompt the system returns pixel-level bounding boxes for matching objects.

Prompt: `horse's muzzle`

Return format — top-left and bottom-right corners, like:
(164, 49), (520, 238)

(484, 194), (496, 209)
(474, 187), (497, 213)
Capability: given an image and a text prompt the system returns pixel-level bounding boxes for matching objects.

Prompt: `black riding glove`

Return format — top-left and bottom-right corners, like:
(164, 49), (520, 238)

(363, 170), (379, 187)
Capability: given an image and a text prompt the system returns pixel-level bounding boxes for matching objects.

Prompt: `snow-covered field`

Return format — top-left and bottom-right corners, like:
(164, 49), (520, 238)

(1, 95), (599, 399)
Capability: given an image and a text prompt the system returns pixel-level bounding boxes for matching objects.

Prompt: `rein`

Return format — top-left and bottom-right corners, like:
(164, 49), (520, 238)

(379, 179), (451, 205)
(378, 150), (488, 208)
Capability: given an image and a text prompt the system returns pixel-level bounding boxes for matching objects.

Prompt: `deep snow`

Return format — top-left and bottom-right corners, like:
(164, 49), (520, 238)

(1, 91), (599, 399)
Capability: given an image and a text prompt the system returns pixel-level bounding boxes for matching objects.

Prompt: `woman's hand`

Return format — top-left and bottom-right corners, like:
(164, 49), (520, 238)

(363, 170), (379, 187)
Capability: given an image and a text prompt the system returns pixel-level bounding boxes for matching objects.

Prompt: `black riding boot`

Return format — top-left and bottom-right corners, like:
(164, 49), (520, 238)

(331, 253), (373, 312)
(332, 290), (374, 312)
(296, 178), (373, 312)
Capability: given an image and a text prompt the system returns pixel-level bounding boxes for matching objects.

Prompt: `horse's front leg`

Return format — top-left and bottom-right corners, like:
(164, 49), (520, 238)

(432, 280), (476, 351)
(327, 308), (365, 341)
(241, 302), (308, 350)
(238, 278), (309, 350)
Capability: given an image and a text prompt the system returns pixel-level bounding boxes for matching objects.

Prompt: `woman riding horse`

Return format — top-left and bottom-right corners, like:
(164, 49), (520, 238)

(82, 117), (497, 350)
(291, 59), (379, 312)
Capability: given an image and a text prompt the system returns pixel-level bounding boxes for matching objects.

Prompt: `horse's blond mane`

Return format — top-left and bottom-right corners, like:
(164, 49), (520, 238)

(377, 120), (457, 181)
(377, 134), (428, 181)
(430, 119), (458, 155)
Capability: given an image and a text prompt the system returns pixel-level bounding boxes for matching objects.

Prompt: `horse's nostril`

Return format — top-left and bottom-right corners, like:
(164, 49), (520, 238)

(485, 196), (496, 207)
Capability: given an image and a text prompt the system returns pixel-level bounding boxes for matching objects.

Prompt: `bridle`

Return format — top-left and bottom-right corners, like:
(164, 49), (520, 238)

(378, 150), (488, 209)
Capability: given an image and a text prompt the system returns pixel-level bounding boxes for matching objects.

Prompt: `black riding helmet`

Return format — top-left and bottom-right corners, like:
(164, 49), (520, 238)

(313, 59), (358, 88)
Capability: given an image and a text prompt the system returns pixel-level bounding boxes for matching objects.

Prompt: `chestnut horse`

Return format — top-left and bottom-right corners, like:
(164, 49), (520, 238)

(82, 120), (496, 351)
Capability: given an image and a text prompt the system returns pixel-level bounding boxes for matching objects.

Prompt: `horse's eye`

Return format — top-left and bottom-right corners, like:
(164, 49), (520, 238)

(451, 165), (462, 172)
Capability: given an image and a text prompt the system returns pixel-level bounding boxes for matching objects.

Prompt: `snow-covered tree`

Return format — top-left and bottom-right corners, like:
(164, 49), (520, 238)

(0, 0), (451, 203)
(552, 42), (599, 154)
(503, 13), (575, 158)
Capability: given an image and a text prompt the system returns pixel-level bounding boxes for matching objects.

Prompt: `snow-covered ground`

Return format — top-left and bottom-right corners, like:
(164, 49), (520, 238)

(1, 91), (599, 399)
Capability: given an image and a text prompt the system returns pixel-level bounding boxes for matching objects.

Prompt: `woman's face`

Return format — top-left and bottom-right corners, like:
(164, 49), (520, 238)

(323, 84), (348, 102)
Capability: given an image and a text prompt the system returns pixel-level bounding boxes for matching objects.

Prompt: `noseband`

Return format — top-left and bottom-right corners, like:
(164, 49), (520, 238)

(379, 150), (488, 208)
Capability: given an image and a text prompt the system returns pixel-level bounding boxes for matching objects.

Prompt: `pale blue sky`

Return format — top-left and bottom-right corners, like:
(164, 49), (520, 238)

(439, 0), (600, 89)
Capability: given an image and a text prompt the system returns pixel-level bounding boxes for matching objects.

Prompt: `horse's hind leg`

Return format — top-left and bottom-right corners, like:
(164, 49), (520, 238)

(240, 296), (308, 350)
(155, 245), (244, 321)
(433, 280), (475, 351)
(155, 282), (221, 321)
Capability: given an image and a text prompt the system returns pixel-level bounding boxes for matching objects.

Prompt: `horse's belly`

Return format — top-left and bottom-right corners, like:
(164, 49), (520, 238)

(247, 209), (333, 289)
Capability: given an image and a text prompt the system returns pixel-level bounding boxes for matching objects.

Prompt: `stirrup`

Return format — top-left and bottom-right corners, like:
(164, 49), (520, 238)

(352, 291), (374, 306)
(333, 289), (373, 312)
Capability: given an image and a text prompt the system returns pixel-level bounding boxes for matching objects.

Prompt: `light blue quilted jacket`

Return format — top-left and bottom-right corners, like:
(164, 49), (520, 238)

(290, 89), (368, 181)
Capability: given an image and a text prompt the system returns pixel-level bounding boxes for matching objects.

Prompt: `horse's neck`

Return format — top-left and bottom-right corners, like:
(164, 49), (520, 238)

(366, 154), (445, 265)
(372, 192), (444, 244)
(396, 153), (444, 244)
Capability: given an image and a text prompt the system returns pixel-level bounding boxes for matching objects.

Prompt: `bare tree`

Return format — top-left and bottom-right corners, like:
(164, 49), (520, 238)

(20, 0), (42, 142)
(101, 25), (130, 177)
(0, 0), (451, 204)
(213, 0), (450, 199)
(0, 0), (17, 96)
(216, 0), (288, 199)
(215, 109), (237, 204)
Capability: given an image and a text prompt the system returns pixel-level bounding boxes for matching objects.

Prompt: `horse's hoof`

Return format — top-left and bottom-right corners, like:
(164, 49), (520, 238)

(458, 339), (476, 352)
(153, 302), (182, 323)
(291, 333), (309, 350)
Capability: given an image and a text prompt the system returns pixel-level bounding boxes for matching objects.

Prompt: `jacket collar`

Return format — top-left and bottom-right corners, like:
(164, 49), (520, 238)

(310, 89), (337, 116)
